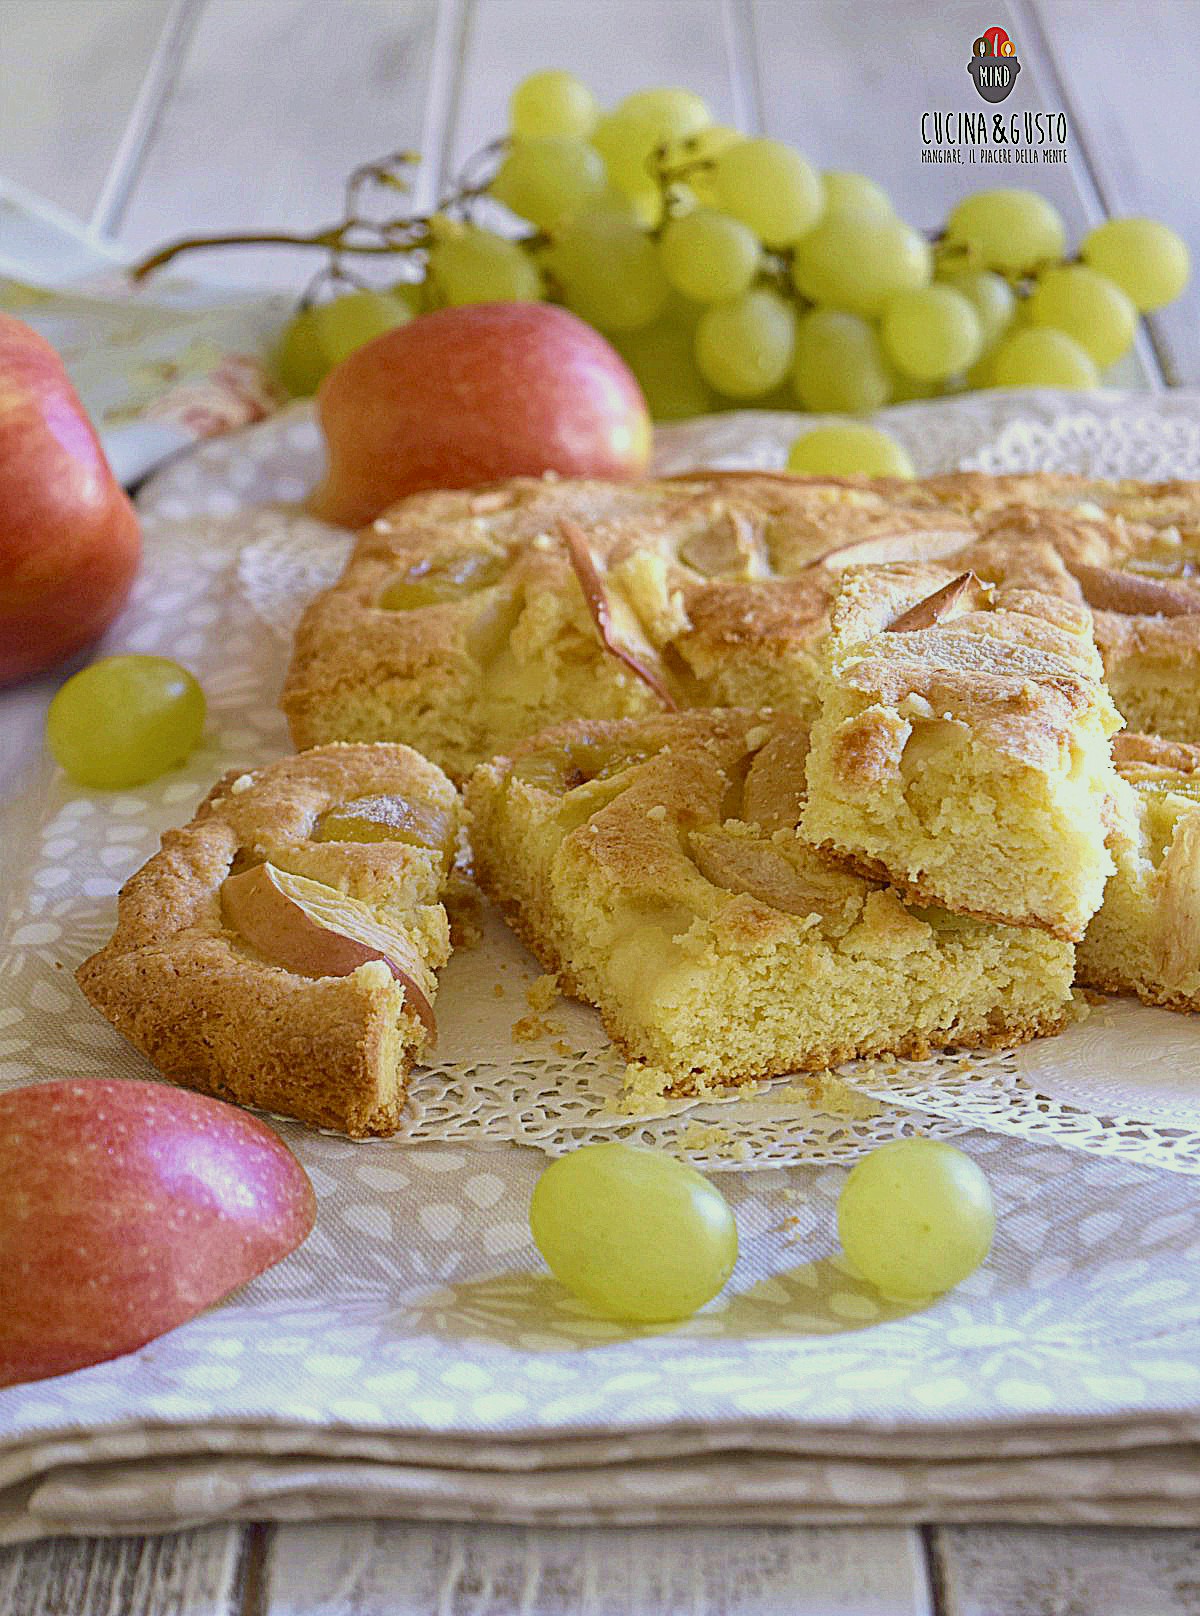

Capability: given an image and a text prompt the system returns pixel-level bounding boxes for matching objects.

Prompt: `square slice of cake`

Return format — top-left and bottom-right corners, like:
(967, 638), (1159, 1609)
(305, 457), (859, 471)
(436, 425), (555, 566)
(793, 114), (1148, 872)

(466, 709), (1074, 1096)
(1078, 733), (1200, 1012)
(801, 561), (1128, 942)
(77, 743), (461, 1136)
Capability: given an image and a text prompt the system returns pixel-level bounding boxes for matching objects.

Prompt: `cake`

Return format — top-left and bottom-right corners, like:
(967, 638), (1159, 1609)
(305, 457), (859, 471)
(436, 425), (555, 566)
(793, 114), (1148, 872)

(1078, 732), (1200, 1012)
(282, 474), (979, 778)
(801, 561), (1128, 941)
(284, 471), (1200, 778)
(466, 708), (1074, 1095)
(77, 743), (461, 1136)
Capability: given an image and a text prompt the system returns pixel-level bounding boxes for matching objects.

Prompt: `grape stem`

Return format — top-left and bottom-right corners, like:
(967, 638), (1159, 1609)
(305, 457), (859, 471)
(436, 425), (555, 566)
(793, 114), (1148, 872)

(129, 142), (510, 284)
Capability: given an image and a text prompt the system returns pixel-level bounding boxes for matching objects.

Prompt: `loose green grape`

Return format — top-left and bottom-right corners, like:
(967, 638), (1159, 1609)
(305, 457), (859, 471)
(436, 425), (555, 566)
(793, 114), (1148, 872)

(945, 188), (1066, 276)
(787, 423), (915, 478)
(313, 289), (413, 368)
(837, 1139), (995, 1299)
(711, 138), (823, 247)
(427, 222), (543, 304)
(274, 305), (328, 397)
(694, 287), (796, 398)
(1081, 217), (1191, 313)
(988, 327), (1100, 388)
(1027, 264), (1137, 366)
(47, 656), (206, 790)
(881, 285), (982, 380)
(509, 69), (599, 139)
(659, 208), (761, 303)
(615, 319), (717, 419)
(936, 267), (1016, 350)
(490, 136), (607, 229)
(618, 87), (711, 143)
(823, 170), (893, 220)
(548, 207), (670, 332)
(791, 309), (891, 414)
(791, 212), (932, 317)
(529, 1142), (737, 1322)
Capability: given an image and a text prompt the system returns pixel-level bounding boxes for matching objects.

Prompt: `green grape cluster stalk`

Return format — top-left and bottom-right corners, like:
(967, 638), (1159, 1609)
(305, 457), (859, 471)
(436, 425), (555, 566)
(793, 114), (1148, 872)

(135, 67), (1191, 479)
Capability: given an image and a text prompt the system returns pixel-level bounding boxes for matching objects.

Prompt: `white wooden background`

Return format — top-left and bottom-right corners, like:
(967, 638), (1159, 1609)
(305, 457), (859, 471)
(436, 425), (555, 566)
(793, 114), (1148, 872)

(2, 1), (1200, 1610)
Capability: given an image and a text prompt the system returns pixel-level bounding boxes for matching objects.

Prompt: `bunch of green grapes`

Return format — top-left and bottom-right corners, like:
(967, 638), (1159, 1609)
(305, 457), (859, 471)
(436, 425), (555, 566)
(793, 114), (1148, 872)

(274, 68), (1190, 476)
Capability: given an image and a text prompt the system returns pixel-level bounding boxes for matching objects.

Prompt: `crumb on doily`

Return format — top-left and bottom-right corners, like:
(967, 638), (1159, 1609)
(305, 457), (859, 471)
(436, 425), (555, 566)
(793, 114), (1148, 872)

(511, 1012), (563, 1044)
(492, 982), (504, 999)
(553, 1039), (574, 1059)
(526, 972), (560, 1014)
(795, 1072), (884, 1121)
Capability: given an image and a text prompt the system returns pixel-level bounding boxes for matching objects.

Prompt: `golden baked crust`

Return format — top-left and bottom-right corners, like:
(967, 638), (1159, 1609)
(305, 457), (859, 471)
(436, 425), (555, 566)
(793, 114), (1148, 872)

(1078, 732), (1200, 1012)
(801, 561), (1127, 942)
(77, 743), (461, 1137)
(466, 708), (1074, 1095)
(284, 471), (1200, 777)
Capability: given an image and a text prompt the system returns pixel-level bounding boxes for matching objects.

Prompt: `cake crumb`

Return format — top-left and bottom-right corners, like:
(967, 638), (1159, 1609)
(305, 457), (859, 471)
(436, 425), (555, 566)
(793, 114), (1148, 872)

(445, 879), (484, 950)
(492, 983), (505, 999)
(798, 1072), (884, 1120)
(678, 1121), (731, 1152)
(553, 1039), (574, 1059)
(229, 772), (255, 795)
(526, 972), (561, 1014)
(645, 804), (668, 822)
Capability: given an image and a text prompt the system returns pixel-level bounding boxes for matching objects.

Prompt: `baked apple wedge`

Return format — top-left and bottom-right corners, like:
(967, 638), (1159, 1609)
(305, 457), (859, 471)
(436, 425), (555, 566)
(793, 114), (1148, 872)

(77, 742), (460, 1136)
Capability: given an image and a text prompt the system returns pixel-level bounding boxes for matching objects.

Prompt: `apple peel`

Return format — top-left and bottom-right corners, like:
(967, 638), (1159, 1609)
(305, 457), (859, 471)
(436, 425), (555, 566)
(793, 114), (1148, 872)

(0, 1078), (315, 1389)
(221, 861), (436, 1040)
(885, 571), (984, 634)
(559, 519), (679, 710)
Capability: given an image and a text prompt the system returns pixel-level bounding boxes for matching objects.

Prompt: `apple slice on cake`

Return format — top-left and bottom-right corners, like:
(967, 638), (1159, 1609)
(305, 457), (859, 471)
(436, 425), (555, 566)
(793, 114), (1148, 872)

(77, 742), (460, 1136)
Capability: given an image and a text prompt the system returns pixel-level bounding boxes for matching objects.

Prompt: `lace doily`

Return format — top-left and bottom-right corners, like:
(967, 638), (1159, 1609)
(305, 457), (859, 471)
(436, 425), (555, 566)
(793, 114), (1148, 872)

(10, 392), (1200, 1174)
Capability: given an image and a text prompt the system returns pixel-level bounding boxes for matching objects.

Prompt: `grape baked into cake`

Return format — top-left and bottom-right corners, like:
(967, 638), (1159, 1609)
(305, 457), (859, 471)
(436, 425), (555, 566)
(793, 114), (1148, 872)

(283, 470), (1200, 780)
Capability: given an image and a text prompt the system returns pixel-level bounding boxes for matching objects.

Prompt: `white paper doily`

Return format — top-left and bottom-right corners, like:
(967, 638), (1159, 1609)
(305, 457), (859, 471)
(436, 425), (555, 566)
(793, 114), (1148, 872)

(9, 392), (1200, 1173)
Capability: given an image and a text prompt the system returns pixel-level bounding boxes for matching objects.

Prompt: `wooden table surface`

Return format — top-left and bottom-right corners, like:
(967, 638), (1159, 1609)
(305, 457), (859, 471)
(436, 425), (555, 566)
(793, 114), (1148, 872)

(3, 1), (1200, 1610)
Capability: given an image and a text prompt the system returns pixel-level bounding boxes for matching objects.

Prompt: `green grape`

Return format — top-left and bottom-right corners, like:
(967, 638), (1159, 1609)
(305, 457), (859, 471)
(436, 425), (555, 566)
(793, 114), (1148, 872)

(274, 305), (328, 397)
(711, 138), (823, 247)
(529, 1142), (737, 1322)
(822, 170), (893, 220)
(791, 309), (891, 414)
(936, 267), (1016, 350)
(887, 362), (943, 403)
(509, 69), (599, 139)
(615, 319), (717, 419)
(881, 285), (982, 380)
(694, 288), (796, 398)
(1081, 217), (1191, 313)
(312, 289), (413, 368)
(427, 223), (542, 305)
(665, 124), (740, 206)
(590, 114), (667, 226)
(490, 136), (607, 229)
(618, 87), (711, 143)
(659, 208), (761, 303)
(548, 207), (670, 332)
(791, 212), (932, 317)
(945, 188), (1066, 276)
(1027, 264), (1137, 366)
(46, 656), (206, 790)
(988, 327), (1100, 388)
(787, 423), (915, 478)
(837, 1139), (995, 1299)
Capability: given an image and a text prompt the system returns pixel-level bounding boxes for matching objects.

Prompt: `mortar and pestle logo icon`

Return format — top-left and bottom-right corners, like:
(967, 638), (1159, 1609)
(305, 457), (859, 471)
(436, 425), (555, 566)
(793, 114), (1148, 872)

(969, 25), (1022, 102)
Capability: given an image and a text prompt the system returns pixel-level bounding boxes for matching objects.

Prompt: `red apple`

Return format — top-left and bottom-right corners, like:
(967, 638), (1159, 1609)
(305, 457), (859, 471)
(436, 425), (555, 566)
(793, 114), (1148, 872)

(310, 302), (652, 528)
(0, 1079), (315, 1387)
(0, 313), (141, 686)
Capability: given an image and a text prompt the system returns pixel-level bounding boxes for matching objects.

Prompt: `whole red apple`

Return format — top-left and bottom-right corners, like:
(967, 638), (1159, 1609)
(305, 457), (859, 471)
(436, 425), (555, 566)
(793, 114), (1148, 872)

(310, 302), (652, 528)
(0, 313), (141, 686)
(0, 1079), (315, 1388)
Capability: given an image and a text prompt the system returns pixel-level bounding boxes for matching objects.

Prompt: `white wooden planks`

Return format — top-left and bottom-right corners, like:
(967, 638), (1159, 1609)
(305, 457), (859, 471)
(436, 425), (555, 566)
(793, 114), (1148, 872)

(115, 0), (439, 291)
(0, 1526), (245, 1616)
(261, 1519), (933, 1615)
(934, 1524), (1200, 1616)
